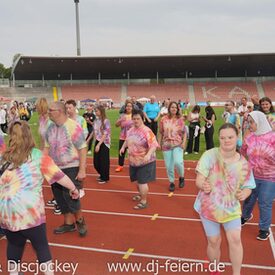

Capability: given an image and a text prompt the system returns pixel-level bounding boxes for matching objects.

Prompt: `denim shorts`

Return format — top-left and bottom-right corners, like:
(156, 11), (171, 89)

(130, 161), (156, 184)
(51, 167), (81, 214)
(200, 215), (241, 237)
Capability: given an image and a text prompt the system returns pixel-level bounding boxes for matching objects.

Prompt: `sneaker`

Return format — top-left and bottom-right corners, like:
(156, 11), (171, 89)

(184, 152), (189, 155)
(54, 224), (76, 234)
(169, 183), (175, 192)
(257, 230), (270, 241)
(194, 151), (199, 155)
(46, 198), (56, 206)
(179, 177), (185, 188)
(76, 218), (87, 237)
(98, 179), (107, 184)
(241, 214), (253, 226)
(115, 166), (123, 172)
(54, 205), (62, 215)
(87, 150), (92, 155)
(79, 189), (85, 198)
(96, 176), (101, 181)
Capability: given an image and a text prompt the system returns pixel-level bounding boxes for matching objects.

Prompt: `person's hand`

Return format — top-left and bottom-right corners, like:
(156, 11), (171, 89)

(143, 153), (151, 162)
(202, 180), (212, 193)
(147, 118), (152, 123)
(235, 189), (246, 201)
(76, 170), (86, 182)
(119, 147), (125, 156)
(153, 118), (158, 122)
(70, 188), (80, 199)
(95, 144), (100, 153)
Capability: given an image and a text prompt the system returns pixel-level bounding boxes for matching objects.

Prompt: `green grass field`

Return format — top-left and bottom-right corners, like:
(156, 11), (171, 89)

(25, 107), (225, 161)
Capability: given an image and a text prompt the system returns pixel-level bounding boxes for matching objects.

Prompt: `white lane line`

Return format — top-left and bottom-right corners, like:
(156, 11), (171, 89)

(269, 227), (275, 260)
(44, 207), (275, 227)
(42, 185), (197, 198)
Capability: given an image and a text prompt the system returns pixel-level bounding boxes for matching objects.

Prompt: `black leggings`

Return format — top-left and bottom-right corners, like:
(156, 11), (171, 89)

(4, 223), (51, 263)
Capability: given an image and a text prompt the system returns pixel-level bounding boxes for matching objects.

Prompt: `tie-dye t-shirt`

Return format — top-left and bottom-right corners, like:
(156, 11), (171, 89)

(0, 148), (65, 231)
(159, 116), (185, 151)
(126, 125), (159, 167)
(194, 148), (255, 223)
(76, 115), (88, 137)
(118, 114), (133, 140)
(45, 118), (87, 169)
(241, 131), (275, 182)
(266, 113), (275, 131)
(94, 118), (111, 148)
(0, 134), (5, 153)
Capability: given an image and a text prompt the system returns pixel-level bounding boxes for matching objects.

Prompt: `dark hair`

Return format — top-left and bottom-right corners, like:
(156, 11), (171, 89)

(132, 109), (145, 121)
(192, 105), (200, 113)
(168, 101), (181, 118)
(259, 97), (274, 113)
(219, 123), (238, 136)
(124, 101), (134, 114)
(205, 105), (217, 120)
(65, 99), (77, 107)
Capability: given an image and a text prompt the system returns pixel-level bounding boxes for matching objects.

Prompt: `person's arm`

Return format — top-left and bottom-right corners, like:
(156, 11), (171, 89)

(58, 175), (80, 199)
(235, 188), (252, 201)
(119, 140), (127, 156)
(154, 112), (161, 122)
(143, 111), (151, 123)
(143, 145), (157, 162)
(196, 173), (212, 193)
(77, 147), (87, 181)
(182, 129), (187, 150)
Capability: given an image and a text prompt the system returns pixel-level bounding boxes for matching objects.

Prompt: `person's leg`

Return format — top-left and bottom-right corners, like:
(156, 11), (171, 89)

(186, 126), (194, 153)
(257, 179), (275, 233)
(242, 180), (260, 220)
(99, 143), (110, 181)
(163, 150), (175, 190)
(152, 120), (158, 136)
(138, 183), (149, 204)
(5, 230), (27, 275)
(118, 139), (126, 167)
(93, 140), (100, 176)
(194, 126), (200, 153)
(208, 126), (215, 149)
(224, 219), (242, 275)
(173, 147), (185, 188)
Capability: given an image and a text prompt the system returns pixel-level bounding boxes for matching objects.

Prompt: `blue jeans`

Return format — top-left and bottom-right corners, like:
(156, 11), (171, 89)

(163, 147), (184, 183)
(242, 178), (275, 231)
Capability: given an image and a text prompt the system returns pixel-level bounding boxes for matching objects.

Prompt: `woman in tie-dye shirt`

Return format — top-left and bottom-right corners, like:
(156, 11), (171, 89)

(0, 121), (79, 275)
(159, 101), (187, 192)
(241, 111), (275, 241)
(259, 97), (275, 131)
(115, 100), (134, 172)
(120, 110), (159, 210)
(194, 123), (255, 275)
(93, 105), (111, 184)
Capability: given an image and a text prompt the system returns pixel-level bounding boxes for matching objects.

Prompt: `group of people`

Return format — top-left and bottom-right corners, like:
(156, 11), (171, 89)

(0, 93), (274, 275)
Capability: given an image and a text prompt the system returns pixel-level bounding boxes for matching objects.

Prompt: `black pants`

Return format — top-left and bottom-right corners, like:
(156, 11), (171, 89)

(205, 126), (214, 150)
(93, 140), (110, 181)
(86, 133), (93, 151)
(145, 119), (158, 136)
(186, 123), (200, 153)
(4, 223), (51, 263)
(118, 139), (127, 166)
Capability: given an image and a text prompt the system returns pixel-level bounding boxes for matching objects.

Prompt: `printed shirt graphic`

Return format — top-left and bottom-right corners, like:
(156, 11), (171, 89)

(159, 116), (185, 151)
(126, 125), (159, 167)
(45, 118), (87, 169)
(241, 131), (275, 182)
(194, 148), (255, 223)
(76, 115), (88, 137)
(0, 148), (65, 231)
(94, 118), (111, 148)
(118, 114), (133, 140)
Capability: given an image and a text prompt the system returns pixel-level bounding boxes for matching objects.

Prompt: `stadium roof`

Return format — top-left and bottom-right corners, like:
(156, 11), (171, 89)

(12, 53), (275, 80)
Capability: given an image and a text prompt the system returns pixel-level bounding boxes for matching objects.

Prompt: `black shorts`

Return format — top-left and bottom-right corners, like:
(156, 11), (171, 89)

(129, 161), (156, 184)
(51, 167), (81, 214)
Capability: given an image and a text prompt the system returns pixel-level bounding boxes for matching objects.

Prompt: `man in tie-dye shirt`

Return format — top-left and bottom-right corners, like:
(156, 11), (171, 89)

(45, 101), (87, 237)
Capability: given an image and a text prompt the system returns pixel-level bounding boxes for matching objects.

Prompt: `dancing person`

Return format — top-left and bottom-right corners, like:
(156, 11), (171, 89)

(0, 121), (79, 275)
(241, 111), (275, 240)
(143, 95), (160, 136)
(159, 101), (187, 192)
(120, 110), (158, 209)
(45, 101), (87, 236)
(83, 104), (96, 155)
(115, 100), (133, 172)
(203, 103), (216, 150)
(194, 123), (255, 275)
(93, 105), (111, 184)
(259, 96), (275, 131)
(185, 105), (201, 155)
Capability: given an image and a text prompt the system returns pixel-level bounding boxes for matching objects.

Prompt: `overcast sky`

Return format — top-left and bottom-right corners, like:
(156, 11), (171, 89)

(1, 0), (275, 67)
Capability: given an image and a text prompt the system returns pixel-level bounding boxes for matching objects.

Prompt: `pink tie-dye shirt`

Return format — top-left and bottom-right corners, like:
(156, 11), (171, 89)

(118, 114), (133, 140)
(194, 148), (255, 223)
(241, 131), (275, 182)
(159, 116), (186, 151)
(45, 118), (87, 169)
(94, 118), (111, 148)
(126, 125), (159, 167)
(0, 148), (65, 231)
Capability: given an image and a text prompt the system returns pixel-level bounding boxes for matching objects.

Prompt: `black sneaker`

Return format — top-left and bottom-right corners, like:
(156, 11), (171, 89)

(257, 230), (270, 241)
(169, 183), (175, 192)
(179, 177), (185, 188)
(46, 198), (56, 206)
(54, 224), (76, 234)
(241, 213), (253, 226)
(76, 218), (87, 237)
(54, 205), (62, 215)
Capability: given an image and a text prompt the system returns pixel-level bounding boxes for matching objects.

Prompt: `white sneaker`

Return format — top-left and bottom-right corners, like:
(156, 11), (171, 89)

(79, 189), (85, 198)
(184, 152), (188, 155)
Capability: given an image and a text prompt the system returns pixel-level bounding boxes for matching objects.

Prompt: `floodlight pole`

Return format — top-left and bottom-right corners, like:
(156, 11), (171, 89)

(74, 0), (81, 56)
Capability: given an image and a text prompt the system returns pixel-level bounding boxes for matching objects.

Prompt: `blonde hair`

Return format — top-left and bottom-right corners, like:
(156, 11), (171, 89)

(2, 121), (35, 168)
(36, 97), (48, 116)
